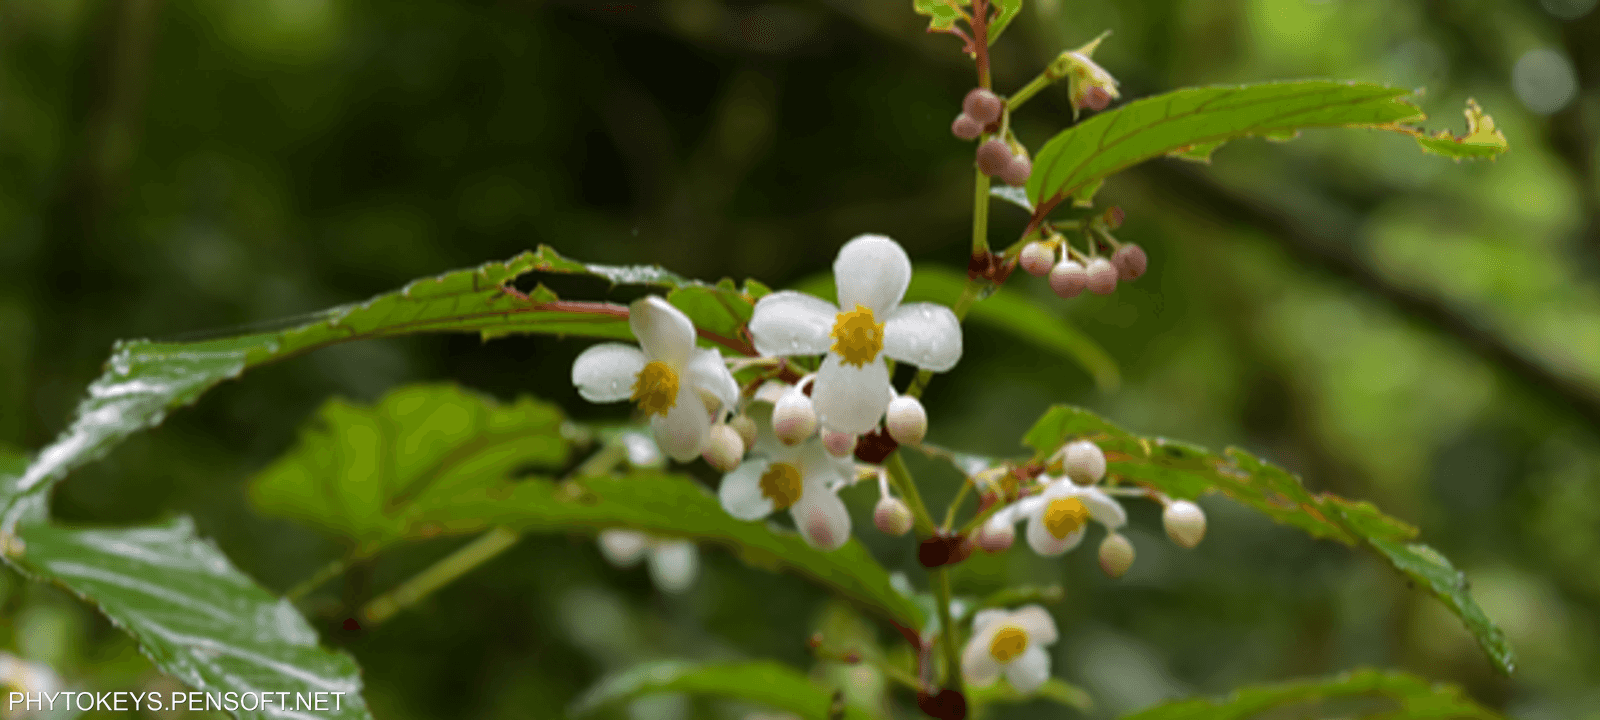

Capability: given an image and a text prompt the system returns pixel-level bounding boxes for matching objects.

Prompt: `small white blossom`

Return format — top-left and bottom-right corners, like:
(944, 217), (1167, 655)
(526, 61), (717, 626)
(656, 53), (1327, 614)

(718, 408), (854, 550)
(748, 235), (962, 434)
(961, 605), (1058, 694)
(598, 529), (699, 594)
(1163, 499), (1207, 548)
(986, 479), (1127, 556)
(571, 296), (739, 462)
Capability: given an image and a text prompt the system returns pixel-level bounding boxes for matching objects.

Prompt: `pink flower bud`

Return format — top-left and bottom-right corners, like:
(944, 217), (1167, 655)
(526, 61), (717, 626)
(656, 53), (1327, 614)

(1086, 257), (1118, 295)
(1112, 244), (1147, 281)
(977, 519), (1015, 553)
(873, 497), (914, 536)
(885, 396), (928, 446)
(962, 87), (1003, 125)
(999, 155), (1032, 187)
(976, 139), (1012, 177)
(773, 390), (817, 445)
(1049, 260), (1088, 298)
(951, 113), (983, 141)
(822, 428), (857, 458)
(1020, 242), (1055, 277)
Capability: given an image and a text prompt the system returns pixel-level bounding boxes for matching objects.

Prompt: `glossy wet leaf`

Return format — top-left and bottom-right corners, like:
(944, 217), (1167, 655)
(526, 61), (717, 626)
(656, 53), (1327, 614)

(1024, 405), (1514, 674)
(1120, 668), (1500, 720)
(2, 517), (371, 720)
(249, 384), (573, 554)
(572, 660), (879, 720)
(1025, 82), (1508, 216)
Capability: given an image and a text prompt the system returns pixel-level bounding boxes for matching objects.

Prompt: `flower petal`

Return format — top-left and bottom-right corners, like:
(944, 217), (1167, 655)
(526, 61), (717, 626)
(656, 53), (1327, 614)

(1025, 510), (1086, 556)
(597, 529), (649, 567)
(572, 343), (647, 403)
(686, 348), (739, 413)
(970, 609), (1009, 637)
(630, 296), (696, 368)
(650, 383), (712, 462)
(812, 354), (892, 435)
(1009, 605), (1058, 646)
(882, 302), (962, 372)
(961, 632), (1003, 688)
(792, 486), (851, 551)
(719, 457), (776, 520)
(833, 234), (911, 316)
(1003, 646), (1051, 695)
(749, 290), (836, 357)
(1072, 485), (1128, 529)
(647, 540), (698, 594)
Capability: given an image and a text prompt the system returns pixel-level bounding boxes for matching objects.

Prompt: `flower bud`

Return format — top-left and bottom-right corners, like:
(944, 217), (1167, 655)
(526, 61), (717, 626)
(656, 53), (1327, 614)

(976, 139), (1013, 177)
(976, 518), (1015, 553)
(1163, 500), (1207, 548)
(1064, 439), (1106, 486)
(702, 423), (745, 472)
(1086, 257), (1118, 295)
(822, 428), (857, 458)
(951, 113), (983, 141)
(1020, 242), (1055, 277)
(999, 155), (1032, 187)
(1112, 243), (1147, 281)
(1080, 85), (1113, 111)
(598, 529), (649, 567)
(1048, 260), (1088, 298)
(962, 87), (1003, 125)
(885, 395), (928, 446)
(873, 496), (914, 536)
(773, 390), (818, 445)
(1098, 532), (1135, 578)
(728, 414), (758, 451)
(648, 540), (698, 594)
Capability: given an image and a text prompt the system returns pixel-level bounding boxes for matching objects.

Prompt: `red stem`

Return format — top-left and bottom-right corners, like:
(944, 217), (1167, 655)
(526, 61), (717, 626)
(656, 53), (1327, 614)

(971, 0), (992, 88)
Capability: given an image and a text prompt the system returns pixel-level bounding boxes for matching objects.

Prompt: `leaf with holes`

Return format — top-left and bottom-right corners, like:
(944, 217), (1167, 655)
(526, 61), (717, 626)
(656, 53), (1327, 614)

(1023, 405), (1514, 674)
(1025, 82), (1507, 219)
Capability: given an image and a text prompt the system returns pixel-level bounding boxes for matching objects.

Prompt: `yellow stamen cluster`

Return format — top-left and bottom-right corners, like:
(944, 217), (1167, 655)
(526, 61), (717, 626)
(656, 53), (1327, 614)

(759, 462), (804, 510)
(989, 626), (1029, 663)
(630, 361), (679, 417)
(830, 304), (885, 367)
(1043, 497), (1090, 539)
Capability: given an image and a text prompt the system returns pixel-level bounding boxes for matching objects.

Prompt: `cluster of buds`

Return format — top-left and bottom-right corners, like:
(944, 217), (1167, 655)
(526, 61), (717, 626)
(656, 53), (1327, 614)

(1019, 207), (1147, 298)
(951, 88), (1032, 187)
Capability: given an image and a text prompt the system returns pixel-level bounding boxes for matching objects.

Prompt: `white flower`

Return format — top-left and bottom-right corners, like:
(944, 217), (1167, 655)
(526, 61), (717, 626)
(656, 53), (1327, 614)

(985, 479), (1127, 556)
(747, 234), (961, 434)
(961, 605), (1057, 694)
(571, 296), (740, 462)
(598, 529), (699, 594)
(717, 407), (854, 551)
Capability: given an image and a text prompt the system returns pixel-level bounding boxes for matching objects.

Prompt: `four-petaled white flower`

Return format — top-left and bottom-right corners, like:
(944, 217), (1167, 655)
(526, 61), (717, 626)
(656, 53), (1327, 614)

(985, 479), (1127, 556)
(718, 406), (854, 551)
(961, 604), (1058, 694)
(571, 296), (739, 462)
(747, 234), (962, 435)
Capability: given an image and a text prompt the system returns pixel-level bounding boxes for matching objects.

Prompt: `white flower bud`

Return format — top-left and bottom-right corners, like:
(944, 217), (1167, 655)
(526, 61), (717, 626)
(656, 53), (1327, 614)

(1086, 257), (1119, 295)
(1048, 260), (1088, 299)
(1020, 242), (1055, 277)
(1098, 532), (1134, 578)
(728, 414), (758, 451)
(598, 529), (649, 567)
(873, 497), (914, 536)
(647, 540), (698, 594)
(1163, 500), (1207, 548)
(885, 395), (928, 445)
(702, 423), (745, 472)
(1064, 439), (1106, 486)
(822, 428), (857, 458)
(773, 389), (818, 445)
(976, 518), (1015, 553)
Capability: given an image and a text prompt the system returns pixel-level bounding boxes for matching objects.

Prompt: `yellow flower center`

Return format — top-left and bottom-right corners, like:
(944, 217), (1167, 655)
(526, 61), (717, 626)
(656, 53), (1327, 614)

(1043, 497), (1089, 539)
(830, 304), (885, 367)
(989, 626), (1029, 663)
(759, 462), (804, 510)
(631, 361), (679, 417)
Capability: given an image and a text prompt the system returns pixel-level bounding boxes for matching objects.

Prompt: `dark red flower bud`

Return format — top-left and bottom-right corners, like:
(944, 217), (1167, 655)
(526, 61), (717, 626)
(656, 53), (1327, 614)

(962, 87), (1003, 125)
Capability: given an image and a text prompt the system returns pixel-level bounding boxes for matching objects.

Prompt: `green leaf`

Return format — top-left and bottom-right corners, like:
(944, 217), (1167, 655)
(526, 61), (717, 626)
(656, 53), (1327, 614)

(1026, 82), (1508, 214)
(990, 184), (1034, 213)
(1412, 99), (1509, 160)
(249, 384), (573, 553)
(572, 660), (879, 720)
(1, 516), (371, 719)
(988, 0), (1022, 45)
(792, 266), (1119, 391)
(1119, 668), (1501, 720)
(912, 0), (965, 33)
(1022, 405), (1514, 674)
(969, 678), (1093, 713)
(415, 470), (925, 631)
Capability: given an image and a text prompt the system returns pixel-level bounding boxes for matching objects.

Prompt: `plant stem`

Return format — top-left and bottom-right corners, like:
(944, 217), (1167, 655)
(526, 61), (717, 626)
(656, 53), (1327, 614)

(1006, 70), (1054, 111)
(361, 527), (521, 626)
(941, 479), (974, 532)
(931, 567), (964, 694)
(285, 554), (358, 602)
(971, 169), (992, 256)
(884, 451), (936, 537)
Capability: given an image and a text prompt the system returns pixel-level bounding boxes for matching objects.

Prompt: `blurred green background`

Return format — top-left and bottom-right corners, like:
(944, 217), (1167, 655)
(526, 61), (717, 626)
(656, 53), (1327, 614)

(2, 0), (1599, 717)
